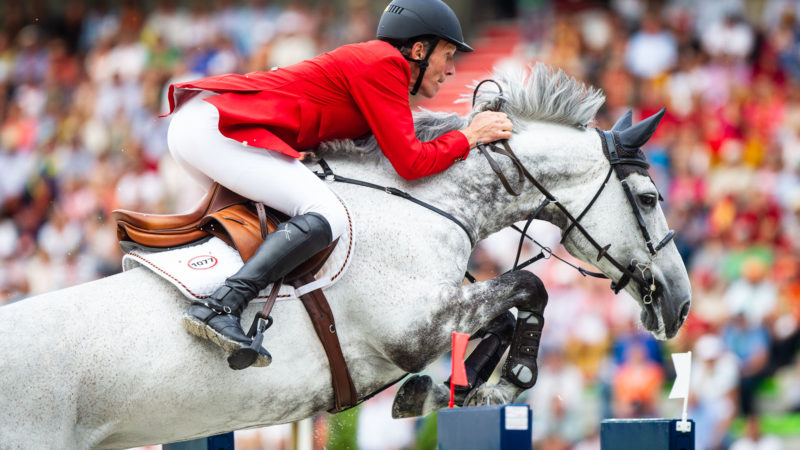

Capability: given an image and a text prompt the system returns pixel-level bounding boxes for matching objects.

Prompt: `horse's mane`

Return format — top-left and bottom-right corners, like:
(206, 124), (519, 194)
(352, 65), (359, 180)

(317, 62), (605, 157)
(470, 63), (605, 128)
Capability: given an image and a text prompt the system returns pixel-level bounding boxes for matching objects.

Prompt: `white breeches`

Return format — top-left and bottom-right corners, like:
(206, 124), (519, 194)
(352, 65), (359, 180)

(167, 94), (347, 240)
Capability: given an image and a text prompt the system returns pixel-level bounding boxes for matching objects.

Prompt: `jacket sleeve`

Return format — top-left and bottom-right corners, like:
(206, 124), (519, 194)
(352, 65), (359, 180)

(346, 56), (469, 181)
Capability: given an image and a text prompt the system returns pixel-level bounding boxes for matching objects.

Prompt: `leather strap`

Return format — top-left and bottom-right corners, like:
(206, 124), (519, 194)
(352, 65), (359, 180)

(259, 278), (283, 321)
(255, 202), (268, 240)
(245, 279), (283, 338)
(315, 159), (475, 246)
(475, 142), (524, 196)
(294, 274), (358, 412)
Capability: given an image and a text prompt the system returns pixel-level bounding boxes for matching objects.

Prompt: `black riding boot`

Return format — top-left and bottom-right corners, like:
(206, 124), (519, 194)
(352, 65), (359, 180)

(182, 212), (333, 370)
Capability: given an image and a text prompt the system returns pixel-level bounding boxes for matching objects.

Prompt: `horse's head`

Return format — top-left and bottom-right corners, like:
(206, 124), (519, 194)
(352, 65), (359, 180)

(557, 109), (691, 340)
(453, 64), (690, 339)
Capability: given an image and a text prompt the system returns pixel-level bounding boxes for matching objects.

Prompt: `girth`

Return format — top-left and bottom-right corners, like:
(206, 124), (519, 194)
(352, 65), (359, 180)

(247, 273), (358, 413)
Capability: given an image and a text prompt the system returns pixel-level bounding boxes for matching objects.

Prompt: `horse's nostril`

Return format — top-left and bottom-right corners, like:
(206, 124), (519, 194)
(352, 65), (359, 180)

(679, 300), (691, 322)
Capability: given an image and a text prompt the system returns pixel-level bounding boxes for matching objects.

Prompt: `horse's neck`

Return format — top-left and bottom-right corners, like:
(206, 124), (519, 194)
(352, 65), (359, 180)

(317, 122), (606, 244)
(426, 123), (607, 241)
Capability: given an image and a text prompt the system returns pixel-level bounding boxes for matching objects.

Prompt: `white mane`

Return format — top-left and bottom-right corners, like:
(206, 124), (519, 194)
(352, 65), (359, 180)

(470, 63), (605, 128)
(318, 62), (605, 157)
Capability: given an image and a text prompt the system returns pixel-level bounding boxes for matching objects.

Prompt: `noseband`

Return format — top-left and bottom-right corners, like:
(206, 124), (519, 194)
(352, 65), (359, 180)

(473, 80), (676, 299)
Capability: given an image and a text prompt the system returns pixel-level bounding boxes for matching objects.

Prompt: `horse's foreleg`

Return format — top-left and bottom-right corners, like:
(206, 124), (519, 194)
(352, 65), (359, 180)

(465, 271), (548, 407)
(392, 271), (546, 417)
(448, 311), (515, 400)
(392, 311), (515, 418)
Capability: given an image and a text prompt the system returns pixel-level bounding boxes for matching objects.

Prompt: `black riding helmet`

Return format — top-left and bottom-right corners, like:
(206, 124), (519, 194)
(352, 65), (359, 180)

(377, 0), (473, 95)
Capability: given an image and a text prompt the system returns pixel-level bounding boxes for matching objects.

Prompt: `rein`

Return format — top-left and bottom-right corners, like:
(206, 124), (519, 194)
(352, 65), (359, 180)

(314, 159), (475, 247)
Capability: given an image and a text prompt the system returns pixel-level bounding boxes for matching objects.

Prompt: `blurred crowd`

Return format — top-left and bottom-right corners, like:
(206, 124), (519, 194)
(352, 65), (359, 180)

(0, 0), (377, 303)
(1, 0), (800, 449)
(484, 0), (800, 449)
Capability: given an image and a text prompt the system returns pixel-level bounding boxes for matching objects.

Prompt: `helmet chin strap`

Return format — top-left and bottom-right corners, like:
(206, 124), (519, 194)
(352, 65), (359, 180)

(405, 38), (439, 96)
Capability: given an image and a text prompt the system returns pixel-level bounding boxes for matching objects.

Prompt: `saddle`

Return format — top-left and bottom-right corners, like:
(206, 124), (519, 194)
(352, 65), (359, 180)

(113, 183), (332, 281)
(112, 183), (358, 412)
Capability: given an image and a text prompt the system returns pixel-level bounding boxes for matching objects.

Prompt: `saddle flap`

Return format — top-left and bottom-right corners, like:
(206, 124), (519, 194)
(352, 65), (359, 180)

(202, 204), (276, 262)
(200, 203), (337, 278)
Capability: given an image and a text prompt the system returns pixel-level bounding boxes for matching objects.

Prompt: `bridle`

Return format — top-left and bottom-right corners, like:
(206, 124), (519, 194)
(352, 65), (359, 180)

(472, 80), (676, 300)
(314, 81), (676, 301)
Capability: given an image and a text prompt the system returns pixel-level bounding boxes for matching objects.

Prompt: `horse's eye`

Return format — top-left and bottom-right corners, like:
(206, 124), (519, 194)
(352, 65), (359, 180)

(639, 194), (657, 207)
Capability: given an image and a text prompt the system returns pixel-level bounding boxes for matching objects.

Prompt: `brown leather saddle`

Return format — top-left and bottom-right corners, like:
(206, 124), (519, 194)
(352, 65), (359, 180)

(112, 183), (358, 412)
(113, 183), (333, 279)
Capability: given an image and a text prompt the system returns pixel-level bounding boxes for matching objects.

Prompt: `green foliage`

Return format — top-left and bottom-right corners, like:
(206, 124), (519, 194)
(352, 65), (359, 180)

(327, 406), (360, 450)
(412, 412), (438, 450)
(730, 413), (800, 437)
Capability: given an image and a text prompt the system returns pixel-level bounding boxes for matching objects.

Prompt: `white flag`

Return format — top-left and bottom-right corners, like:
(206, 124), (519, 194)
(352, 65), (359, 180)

(669, 351), (692, 399)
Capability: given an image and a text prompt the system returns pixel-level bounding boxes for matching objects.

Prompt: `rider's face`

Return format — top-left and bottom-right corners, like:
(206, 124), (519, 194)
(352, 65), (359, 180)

(409, 41), (457, 99)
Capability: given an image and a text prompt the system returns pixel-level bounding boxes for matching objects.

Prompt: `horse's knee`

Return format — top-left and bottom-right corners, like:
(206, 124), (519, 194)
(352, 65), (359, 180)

(514, 271), (548, 308)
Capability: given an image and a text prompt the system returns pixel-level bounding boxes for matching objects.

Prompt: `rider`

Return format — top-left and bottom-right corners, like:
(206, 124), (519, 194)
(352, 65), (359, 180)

(165, 0), (513, 369)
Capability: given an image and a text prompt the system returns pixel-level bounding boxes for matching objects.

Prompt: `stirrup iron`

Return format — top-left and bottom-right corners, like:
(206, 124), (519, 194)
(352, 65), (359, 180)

(227, 279), (282, 370)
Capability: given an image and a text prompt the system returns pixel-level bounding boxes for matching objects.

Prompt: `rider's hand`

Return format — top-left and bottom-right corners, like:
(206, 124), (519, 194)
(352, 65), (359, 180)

(460, 111), (513, 148)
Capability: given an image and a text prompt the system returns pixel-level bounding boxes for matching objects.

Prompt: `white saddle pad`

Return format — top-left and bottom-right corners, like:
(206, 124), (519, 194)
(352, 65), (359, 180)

(122, 200), (355, 303)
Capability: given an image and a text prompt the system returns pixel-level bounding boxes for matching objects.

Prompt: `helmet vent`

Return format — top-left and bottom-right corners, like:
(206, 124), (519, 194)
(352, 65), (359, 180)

(387, 5), (405, 14)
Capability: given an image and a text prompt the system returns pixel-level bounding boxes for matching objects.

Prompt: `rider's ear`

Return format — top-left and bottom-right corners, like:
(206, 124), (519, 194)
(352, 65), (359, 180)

(411, 41), (426, 60)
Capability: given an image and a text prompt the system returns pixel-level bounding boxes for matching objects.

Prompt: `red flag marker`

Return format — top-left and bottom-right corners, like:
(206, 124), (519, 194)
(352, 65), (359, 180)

(449, 331), (470, 408)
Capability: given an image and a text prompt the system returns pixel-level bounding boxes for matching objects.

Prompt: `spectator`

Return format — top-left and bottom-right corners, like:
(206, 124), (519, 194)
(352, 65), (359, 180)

(528, 346), (586, 446)
(723, 257), (779, 327)
(730, 415), (783, 450)
(701, 14), (755, 60)
(612, 342), (664, 418)
(723, 313), (771, 416)
(690, 334), (739, 449)
(624, 14), (677, 79)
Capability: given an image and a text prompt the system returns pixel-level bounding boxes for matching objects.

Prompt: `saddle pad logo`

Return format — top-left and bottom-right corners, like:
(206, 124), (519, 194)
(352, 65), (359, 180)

(187, 255), (218, 270)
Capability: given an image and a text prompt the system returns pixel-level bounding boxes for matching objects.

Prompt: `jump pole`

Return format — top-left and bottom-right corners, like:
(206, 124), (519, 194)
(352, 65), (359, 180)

(437, 404), (532, 450)
(436, 331), (532, 449)
(163, 432), (234, 450)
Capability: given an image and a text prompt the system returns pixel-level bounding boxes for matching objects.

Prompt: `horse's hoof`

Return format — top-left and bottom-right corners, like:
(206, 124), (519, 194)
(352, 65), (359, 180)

(392, 375), (431, 418)
(463, 383), (511, 407)
(391, 375), (449, 418)
(227, 347), (272, 370)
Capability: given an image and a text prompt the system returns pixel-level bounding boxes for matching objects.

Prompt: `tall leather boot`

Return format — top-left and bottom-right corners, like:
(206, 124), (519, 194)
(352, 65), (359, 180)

(182, 212), (333, 370)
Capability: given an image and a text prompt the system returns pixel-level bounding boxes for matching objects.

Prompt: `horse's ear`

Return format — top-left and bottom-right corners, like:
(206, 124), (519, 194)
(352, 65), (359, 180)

(618, 107), (666, 149)
(612, 109), (633, 131)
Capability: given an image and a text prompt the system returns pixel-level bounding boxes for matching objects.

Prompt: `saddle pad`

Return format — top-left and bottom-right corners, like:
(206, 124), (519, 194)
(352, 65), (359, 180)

(122, 196), (355, 302)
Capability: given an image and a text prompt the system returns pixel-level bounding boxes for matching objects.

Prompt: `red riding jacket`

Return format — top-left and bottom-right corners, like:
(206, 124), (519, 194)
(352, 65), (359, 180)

(164, 40), (470, 180)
